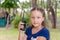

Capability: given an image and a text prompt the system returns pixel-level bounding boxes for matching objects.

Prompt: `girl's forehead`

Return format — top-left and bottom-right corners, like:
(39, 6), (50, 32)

(30, 10), (43, 16)
(31, 10), (42, 13)
(30, 11), (43, 17)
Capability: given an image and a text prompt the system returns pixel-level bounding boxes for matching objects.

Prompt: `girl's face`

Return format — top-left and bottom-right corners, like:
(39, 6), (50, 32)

(30, 10), (44, 28)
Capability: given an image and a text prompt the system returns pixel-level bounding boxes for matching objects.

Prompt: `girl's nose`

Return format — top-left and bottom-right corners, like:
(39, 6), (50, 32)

(34, 18), (38, 22)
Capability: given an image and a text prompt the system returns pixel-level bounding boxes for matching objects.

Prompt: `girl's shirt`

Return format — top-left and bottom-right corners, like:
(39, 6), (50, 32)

(25, 27), (50, 40)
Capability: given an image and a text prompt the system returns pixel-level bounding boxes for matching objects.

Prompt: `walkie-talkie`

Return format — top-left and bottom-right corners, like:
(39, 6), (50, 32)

(20, 20), (26, 31)
(20, 10), (26, 31)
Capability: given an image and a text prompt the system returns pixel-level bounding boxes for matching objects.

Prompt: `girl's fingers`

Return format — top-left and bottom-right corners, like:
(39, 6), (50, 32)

(18, 22), (25, 31)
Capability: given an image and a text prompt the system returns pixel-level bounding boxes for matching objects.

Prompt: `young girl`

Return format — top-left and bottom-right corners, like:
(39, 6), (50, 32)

(18, 7), (50, 40)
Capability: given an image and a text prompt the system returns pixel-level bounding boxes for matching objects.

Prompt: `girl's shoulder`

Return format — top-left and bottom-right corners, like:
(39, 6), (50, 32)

(25, 26), (32, 35)
(42, 27), (49, 32)
(39, 27), (49, 34)
(37, 27), (50, 40)
(25, 26), (32, 30)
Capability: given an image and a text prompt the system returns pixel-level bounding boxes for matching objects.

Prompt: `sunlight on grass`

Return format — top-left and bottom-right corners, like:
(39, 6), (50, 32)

(0, 28), (19, 40)
(49, 28), (60, 40)
(57, 9), (60, 16)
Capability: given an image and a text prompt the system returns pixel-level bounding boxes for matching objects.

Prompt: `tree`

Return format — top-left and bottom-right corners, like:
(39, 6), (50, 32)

(32, 0), (37, 7)
(1, 0), (19, 10)
(47, 0), (57, 28)
(1, 0), (19, 27)
(0, 0), (3, 10)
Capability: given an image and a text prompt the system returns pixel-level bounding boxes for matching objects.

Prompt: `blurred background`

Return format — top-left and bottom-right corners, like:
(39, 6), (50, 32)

(0, 0), (60, 40)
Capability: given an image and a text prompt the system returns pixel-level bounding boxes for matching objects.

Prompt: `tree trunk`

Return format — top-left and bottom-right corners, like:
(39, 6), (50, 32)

(32, 0), (37, 7)
(50, 6), (56, 28)
(47, 0), (56, 28)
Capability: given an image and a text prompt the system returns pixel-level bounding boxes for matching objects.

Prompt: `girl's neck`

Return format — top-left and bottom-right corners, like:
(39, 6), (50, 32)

(33, 25), (44, 30)
(32, 25), (44, 34)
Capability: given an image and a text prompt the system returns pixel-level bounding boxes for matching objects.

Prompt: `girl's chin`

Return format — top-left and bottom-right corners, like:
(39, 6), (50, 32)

(31, 24), (40, 28)
(33, 25), (39, 28)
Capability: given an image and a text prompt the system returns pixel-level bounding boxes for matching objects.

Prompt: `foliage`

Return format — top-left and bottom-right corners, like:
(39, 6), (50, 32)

(12, 16), (22, 28)
(37, 0), (47, 8)
(12, 12), (30, 28)
(1, 0), (19, 8)
(21, 1), (31, 8)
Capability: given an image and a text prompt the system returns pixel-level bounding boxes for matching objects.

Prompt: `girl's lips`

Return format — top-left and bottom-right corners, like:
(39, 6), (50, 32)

(34, 23), (38, 24)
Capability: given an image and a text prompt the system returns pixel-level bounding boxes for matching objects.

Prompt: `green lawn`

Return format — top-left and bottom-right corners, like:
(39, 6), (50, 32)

(49, 28), (60, 40)
(0, 28), (60, 40)
(0, 28), (19, 40)
(57, 9), (60, 16)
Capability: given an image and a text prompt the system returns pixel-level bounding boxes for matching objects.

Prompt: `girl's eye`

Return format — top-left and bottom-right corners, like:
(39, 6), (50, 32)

(37, 17), (41, 19)
(31, 17), (41, 19)
(31, 17), (35, 19)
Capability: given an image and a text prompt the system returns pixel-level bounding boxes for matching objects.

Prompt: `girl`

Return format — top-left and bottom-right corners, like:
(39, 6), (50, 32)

(18, 7), (50, 40)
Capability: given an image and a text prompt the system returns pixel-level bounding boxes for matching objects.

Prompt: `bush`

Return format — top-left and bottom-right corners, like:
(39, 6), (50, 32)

(12, 14), (30, 28)
(12, 16), (22, 28)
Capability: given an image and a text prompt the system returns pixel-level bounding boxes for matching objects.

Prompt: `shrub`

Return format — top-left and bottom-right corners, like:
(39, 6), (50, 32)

(12, 16), (22, 28)
(12, 14), (30, 28)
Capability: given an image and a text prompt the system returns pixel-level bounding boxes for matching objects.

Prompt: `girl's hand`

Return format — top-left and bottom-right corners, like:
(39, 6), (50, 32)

(18, 22), (25, 31)
(18, 22), (26, 40)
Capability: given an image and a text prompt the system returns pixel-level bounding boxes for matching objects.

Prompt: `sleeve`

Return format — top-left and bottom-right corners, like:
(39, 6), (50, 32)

(25, 28), (28, 35)
(24, 27), (31, 36)
(40, 29), (50, 40)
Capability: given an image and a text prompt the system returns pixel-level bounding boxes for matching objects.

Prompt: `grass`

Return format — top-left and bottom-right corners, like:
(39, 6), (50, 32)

(0, 28), (19, 40)
(0, 28), (60, 40)
(49, 28), (60, 40)
(57, 9), (60, 16)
